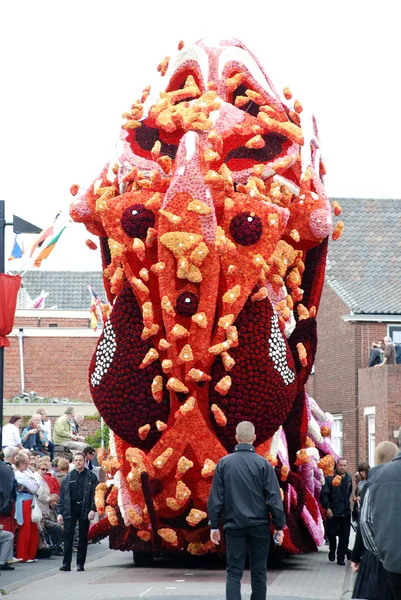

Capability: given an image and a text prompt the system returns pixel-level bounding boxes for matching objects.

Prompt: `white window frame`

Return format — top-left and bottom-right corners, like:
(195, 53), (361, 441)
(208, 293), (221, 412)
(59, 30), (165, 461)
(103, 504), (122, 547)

(364, 406), (376, 466)
(331, 414), (343, 457)
(388, 326), (401, 344)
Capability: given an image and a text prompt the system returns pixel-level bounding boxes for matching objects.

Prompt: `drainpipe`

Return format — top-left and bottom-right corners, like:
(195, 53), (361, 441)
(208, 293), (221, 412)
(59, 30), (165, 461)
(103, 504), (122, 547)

(17, 328), (25, 394)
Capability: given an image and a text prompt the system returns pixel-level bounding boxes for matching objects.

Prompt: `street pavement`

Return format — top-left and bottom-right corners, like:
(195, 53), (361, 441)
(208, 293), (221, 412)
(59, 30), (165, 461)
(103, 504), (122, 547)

(1, 541), (354, 599)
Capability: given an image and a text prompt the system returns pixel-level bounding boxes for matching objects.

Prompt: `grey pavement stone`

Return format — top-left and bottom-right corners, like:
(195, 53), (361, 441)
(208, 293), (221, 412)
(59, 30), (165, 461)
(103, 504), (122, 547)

(3, 543), (352, 600)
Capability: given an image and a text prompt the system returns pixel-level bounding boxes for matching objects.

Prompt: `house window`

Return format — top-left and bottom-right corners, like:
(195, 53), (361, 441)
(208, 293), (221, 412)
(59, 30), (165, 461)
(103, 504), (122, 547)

(388, 326), (401, 344)
(331, 414), (343, 457)
(364, 407), (376, 466)
(368, 415), (376, 466)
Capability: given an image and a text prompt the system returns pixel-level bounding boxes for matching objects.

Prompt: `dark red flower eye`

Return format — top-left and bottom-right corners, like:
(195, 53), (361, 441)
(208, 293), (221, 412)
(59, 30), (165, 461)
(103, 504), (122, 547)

(121, 204), (155, 239)
(176, 291), (199, 316)
(230, 212), (262, 246)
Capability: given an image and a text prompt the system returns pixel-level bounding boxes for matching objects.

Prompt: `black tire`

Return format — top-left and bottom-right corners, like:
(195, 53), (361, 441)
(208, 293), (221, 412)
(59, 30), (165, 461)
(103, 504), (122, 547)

(133, 551), (154, 567)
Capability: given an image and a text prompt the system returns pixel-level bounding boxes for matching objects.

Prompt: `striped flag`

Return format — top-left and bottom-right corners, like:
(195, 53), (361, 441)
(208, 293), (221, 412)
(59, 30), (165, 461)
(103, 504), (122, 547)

(30, 212), (61, 257)
(33, 226), (66, 267)
(90, 297), (99, 329)
(88, 285), (103, 330)
(8, 234), (24, 260)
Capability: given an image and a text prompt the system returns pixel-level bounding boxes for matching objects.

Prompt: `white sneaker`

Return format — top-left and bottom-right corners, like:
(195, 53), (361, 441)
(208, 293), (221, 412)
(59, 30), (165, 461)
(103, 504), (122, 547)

(25, 559), (35, 563)
(7, 558), (23, 564)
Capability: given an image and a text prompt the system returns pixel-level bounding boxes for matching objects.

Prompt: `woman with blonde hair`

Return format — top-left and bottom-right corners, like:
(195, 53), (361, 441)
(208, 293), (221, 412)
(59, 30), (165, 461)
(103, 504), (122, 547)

(374, 441), (399, 465)
(351, 441), (399, 599)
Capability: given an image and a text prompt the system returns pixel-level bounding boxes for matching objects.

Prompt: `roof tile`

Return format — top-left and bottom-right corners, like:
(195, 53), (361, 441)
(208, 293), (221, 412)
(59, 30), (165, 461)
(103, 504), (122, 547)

(326, 198), (401, 314)
(14, 271), (105, 310)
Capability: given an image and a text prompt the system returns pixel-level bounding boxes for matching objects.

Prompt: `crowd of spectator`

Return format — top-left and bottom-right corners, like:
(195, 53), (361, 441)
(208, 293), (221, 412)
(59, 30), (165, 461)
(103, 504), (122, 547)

(0, 408), (98, 574)
(368, 336), (399, 367)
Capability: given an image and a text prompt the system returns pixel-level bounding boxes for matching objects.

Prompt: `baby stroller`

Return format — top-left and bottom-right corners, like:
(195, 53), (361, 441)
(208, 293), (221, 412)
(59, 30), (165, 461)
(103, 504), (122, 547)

(36, 525), (57, 558)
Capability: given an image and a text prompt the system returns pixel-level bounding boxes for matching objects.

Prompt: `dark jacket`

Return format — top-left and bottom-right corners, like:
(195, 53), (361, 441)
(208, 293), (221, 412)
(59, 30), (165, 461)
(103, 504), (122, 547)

(351, 464), (383, 562)
(0, 461), (15, 515)
(360, 453), (401, 574)
(207, 443), (286, 530)
(368, 348), (381, 367)
(57, 467), (97, 520)
(320, 471), (352, 517)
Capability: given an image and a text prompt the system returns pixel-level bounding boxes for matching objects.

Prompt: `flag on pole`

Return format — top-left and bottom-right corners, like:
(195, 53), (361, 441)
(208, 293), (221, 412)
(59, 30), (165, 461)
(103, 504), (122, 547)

(32, 290), (49, 309)
(88, 285), (103, 330)
(33, 226), (66, 267)
(90, 297), (99, 329)
(8, 234), (24, 260)
(30, 212), (61, 257)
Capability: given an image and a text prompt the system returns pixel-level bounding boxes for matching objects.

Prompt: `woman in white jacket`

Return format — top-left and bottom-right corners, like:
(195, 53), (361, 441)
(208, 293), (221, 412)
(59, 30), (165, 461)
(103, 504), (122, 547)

(1, 415), (23, 449)
(14, 452), (40, 562)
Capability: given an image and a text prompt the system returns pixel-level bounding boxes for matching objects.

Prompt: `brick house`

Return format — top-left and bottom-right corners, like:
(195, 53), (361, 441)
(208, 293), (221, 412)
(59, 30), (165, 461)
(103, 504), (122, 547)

(307, 198), (401, 476)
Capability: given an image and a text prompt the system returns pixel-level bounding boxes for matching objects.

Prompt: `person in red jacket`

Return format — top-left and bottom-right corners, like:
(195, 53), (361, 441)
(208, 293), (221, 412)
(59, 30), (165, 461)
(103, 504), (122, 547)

(43, 465), (60, 495)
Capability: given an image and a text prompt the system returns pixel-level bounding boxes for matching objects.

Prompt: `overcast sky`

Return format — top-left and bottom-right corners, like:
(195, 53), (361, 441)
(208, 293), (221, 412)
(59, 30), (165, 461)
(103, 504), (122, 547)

(1, 0), (400, 272)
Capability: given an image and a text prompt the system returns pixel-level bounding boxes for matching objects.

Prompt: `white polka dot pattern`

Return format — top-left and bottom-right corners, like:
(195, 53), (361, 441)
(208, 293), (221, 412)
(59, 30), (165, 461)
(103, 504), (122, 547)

(90, 319), (117, 387)
(268, 313), (295, 385)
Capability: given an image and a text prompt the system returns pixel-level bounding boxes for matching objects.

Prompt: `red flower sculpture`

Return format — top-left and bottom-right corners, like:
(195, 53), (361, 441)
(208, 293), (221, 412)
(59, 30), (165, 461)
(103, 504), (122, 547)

(71, 38), (341, 556)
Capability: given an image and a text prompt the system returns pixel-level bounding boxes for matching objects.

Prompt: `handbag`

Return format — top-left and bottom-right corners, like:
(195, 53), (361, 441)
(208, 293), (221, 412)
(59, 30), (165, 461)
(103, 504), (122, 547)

(31, 497), (42, 523)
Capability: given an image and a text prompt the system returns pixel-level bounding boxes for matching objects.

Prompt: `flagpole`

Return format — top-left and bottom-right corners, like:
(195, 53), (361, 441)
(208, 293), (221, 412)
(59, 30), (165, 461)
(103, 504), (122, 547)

(15, 253), (35, 276)
(0, 202), (42, 446)
(0, 201), (6, 446)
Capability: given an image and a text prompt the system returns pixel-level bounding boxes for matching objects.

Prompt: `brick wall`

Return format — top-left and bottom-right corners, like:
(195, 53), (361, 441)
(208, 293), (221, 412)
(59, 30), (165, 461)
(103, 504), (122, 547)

(358, 365), (401, 464)
(306, 284), (360, 475)
(358, 366), (388, 464)
(14, 317), (91, 328)
(4, 336), (98, 401)
(386, 366), (401, 443)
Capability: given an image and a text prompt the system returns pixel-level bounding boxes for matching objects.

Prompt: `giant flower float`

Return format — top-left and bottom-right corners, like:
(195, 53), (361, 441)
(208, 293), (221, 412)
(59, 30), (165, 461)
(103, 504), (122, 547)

(70, 38), (343, 560)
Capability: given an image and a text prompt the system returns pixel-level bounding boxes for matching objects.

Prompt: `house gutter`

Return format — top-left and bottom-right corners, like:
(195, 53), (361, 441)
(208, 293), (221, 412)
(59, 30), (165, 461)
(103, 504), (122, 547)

(341, 314), (401, 323)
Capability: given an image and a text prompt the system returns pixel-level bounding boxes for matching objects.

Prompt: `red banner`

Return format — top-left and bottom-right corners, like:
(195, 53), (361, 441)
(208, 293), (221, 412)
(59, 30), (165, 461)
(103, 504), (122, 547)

(0, 274), (21, 348)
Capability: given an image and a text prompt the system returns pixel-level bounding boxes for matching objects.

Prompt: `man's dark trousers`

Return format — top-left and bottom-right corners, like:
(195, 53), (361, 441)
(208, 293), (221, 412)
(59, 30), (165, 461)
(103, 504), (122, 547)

(47, 440), (55, 460)
(225, 524), (270, 600)
(326, 516), (350, 560)
(388, 572), (401, 600)
(62, 503), (90, 568)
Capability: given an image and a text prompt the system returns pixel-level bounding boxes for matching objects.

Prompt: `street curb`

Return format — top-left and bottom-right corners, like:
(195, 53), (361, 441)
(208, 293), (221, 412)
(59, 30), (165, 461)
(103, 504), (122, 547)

(2, 547), (113, 594)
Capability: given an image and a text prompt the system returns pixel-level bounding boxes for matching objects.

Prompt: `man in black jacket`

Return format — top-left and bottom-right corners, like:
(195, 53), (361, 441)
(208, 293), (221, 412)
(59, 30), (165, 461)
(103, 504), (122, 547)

(360, 452), (401, 599)
(208, 421), (285, 600)
(320, 457), (352, 565)
(57, 451), (97, 572)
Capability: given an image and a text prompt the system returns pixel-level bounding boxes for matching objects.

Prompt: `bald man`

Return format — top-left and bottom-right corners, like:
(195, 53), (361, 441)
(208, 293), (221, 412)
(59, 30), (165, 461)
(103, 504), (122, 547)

(208, 421), (285, 600)
(378, 336), (396, 366)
